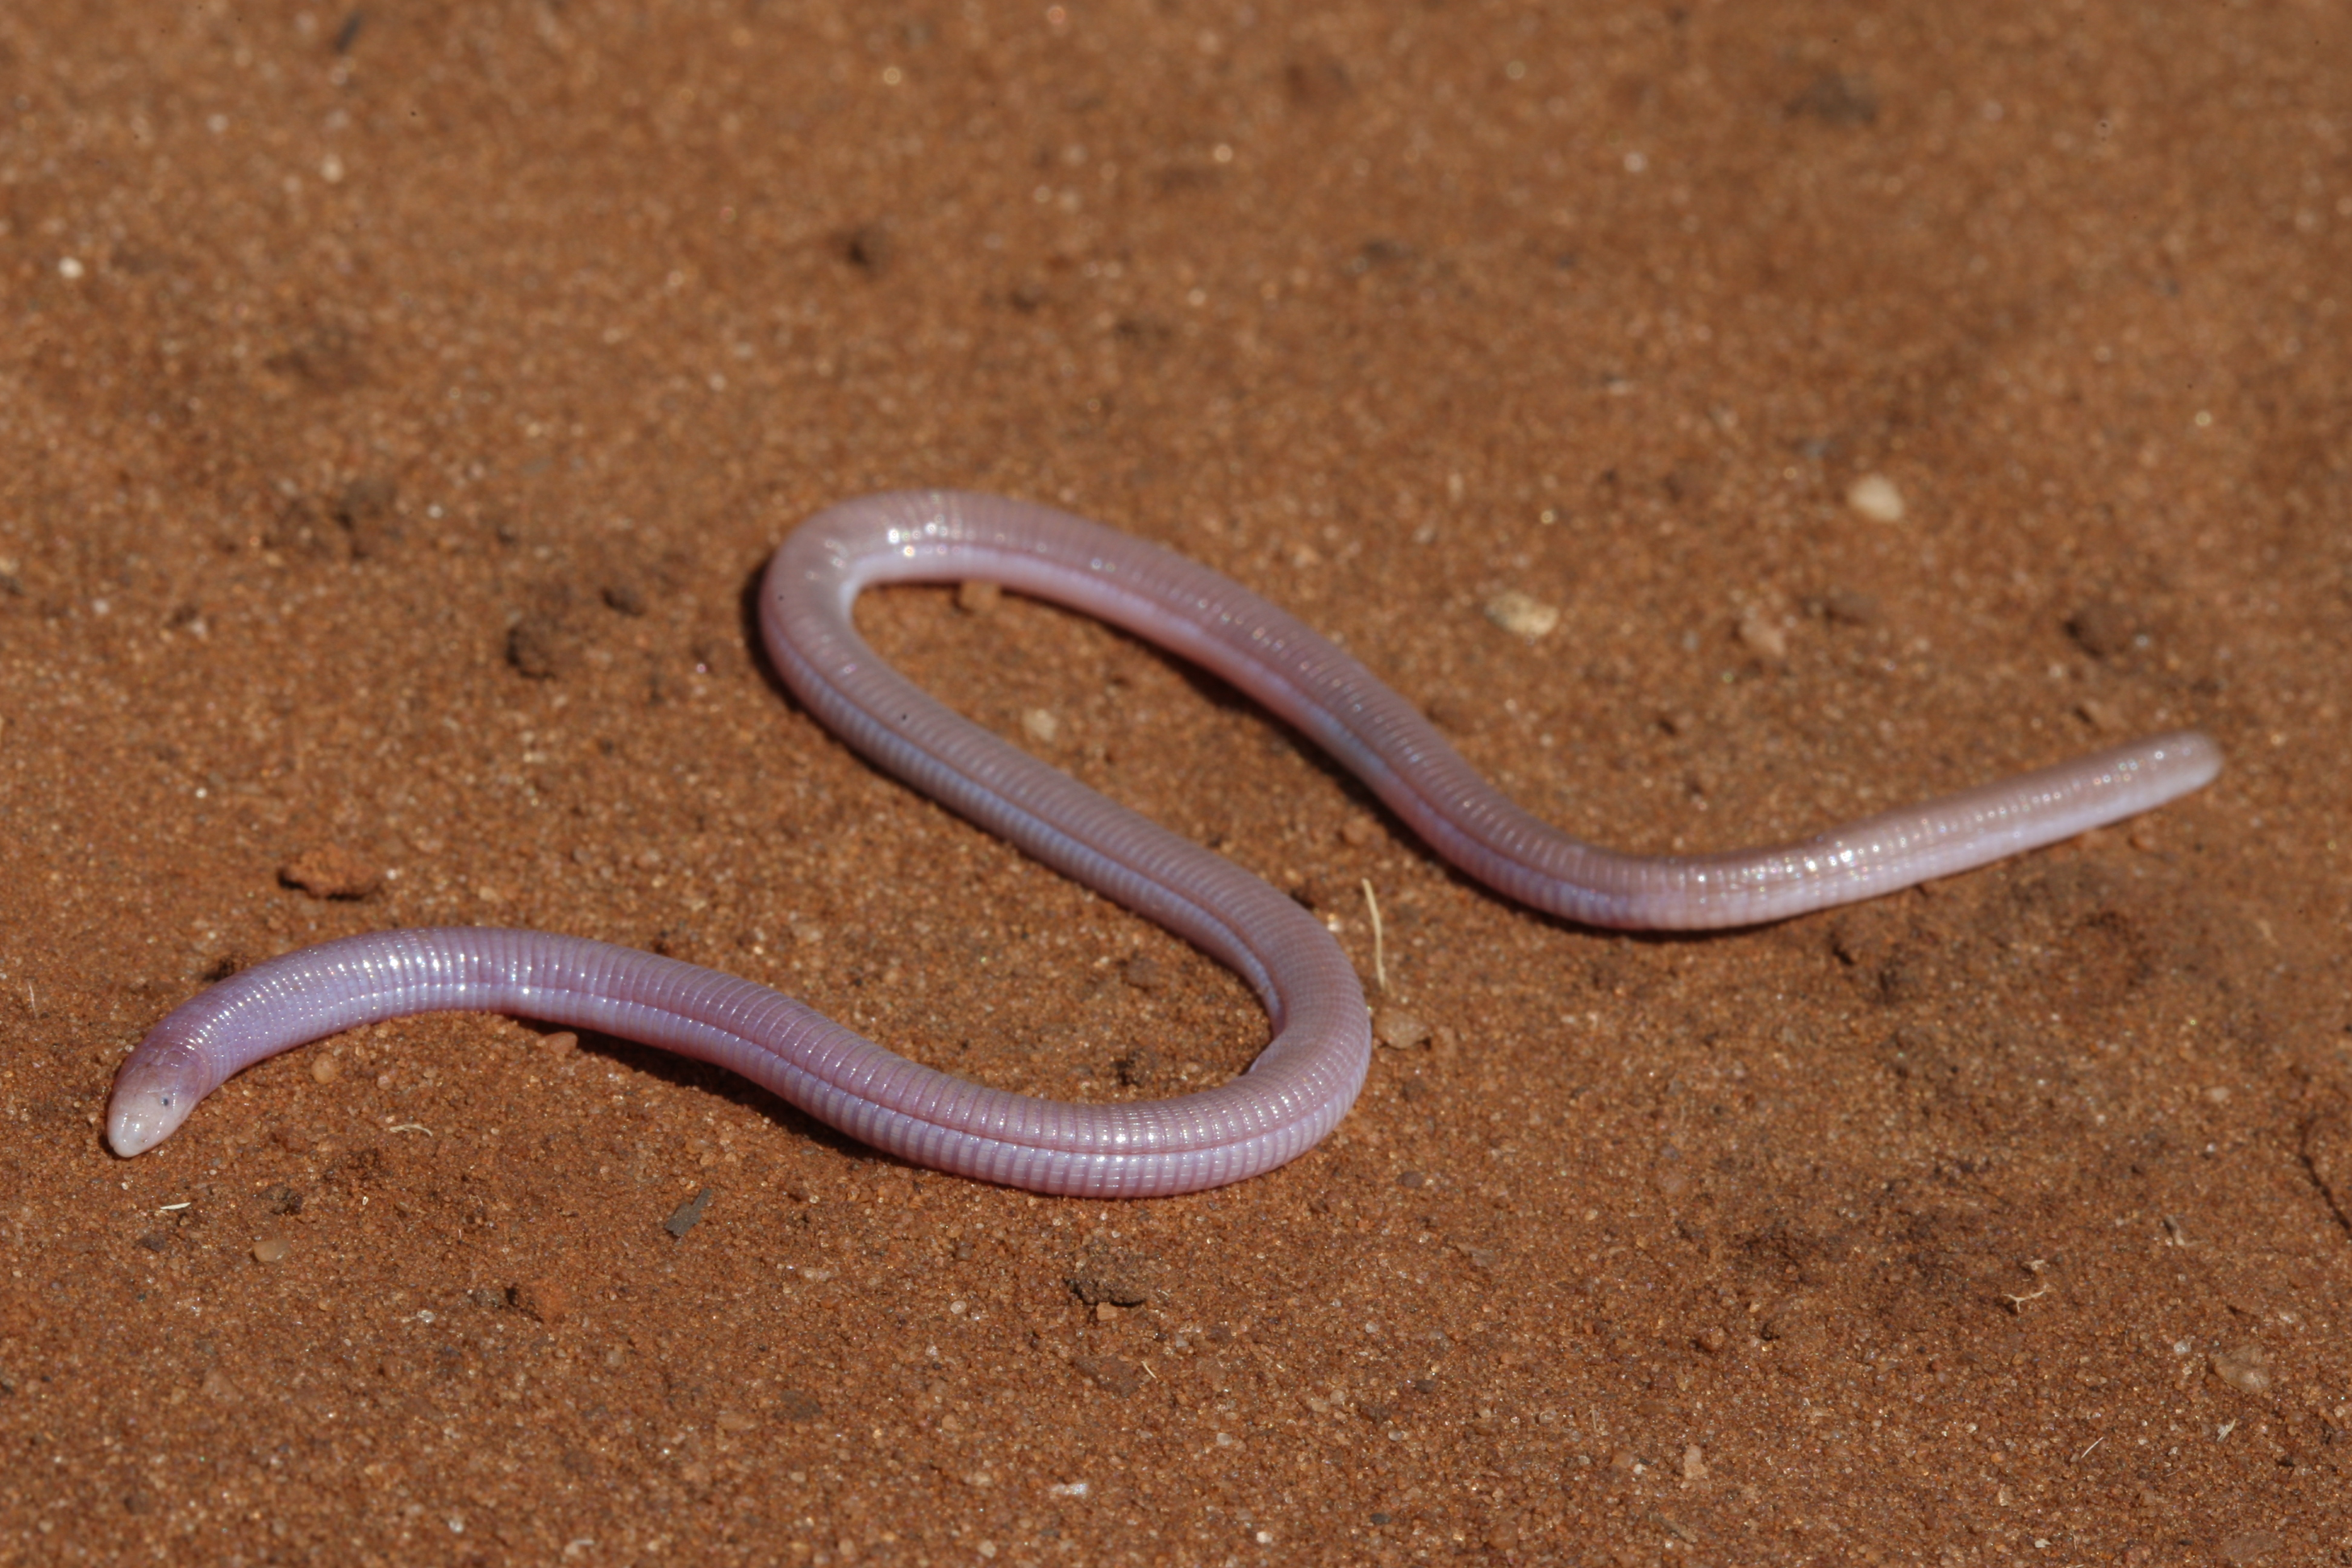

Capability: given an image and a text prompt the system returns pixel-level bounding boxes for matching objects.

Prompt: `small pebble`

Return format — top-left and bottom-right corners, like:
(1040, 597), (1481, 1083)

(1068, 1244), (1154, 1307)
(1111, 1046), (1164, 1087)
(956, 580), (1003, 615)
(1422, 693), (1476, 732)
(278, 845), (382, 900)
(715, 1410), (757, 1433)
(2066, 600), (2139, 658)
(1120, 955), (1166, 991)
(1815, 587), (1880, 626)
(1289, 873), (1349, 912)
(251, 1238), (289, 1264)
(1483, 590), (1559, 639)
(540, 1030), (579, 1055)
(509, 1278), (570, 1324)
(1339, 814), (1378, 848)
(506, 614), (569, 680)
(1022, 708), (1061, 744)
(2077, 698), (2125, 732)
(1736, 609), (1788, 661)
(602, 583), (648, 616)
(1070, 1353), (1142, 1398)
(1680, 1445), (1708, 1481)
(1693, 1327), (1728, 1355)
(333, 476), (399, 553)
(1374, 1009), (1429, 1050)
(1761, 1295), (1819, 1344)
(310, 1056), (340, 1084)
(2210, 1342), (2271, 1395)
(842, 222), (893, 273)
(664, 1186), (715, 1239)
(2220, 1532), (2286, 1565)
(1845, 473), (1905, 522)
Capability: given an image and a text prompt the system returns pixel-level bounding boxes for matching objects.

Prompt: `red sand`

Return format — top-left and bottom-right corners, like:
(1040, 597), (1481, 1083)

(3, 2), (2348, 1562)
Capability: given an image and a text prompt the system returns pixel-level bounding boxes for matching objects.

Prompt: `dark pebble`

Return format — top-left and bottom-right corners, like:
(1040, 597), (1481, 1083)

(1111, 1047), (1164, 1088)
(1787, 71), (1879, 127)
(1395, 1170), (1425, 1189)
(775, 1388), (823, 1421)
(1284, 52), (1352, 109)
(664, 1187), (715, 1238)
(507, 613), (570, 679)
(841, 223), (893, 274)
(602, 583), (647, 616)
(2066, 600), (2139, 658)
(1288, 874), (1349, 913)
(1422, 693), (1476, 734)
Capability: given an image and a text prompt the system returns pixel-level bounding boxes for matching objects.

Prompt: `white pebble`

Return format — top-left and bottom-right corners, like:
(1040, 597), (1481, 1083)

(1845, 473), (1906, 523)
(1483, 591), (1559, 639)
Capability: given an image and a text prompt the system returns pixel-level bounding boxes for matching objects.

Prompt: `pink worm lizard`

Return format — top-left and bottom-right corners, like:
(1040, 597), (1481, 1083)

(106, 490), (2221, 1196)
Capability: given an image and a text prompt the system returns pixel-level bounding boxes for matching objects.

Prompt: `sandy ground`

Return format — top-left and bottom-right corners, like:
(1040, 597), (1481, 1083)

(3, 1), (2350, 1562)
